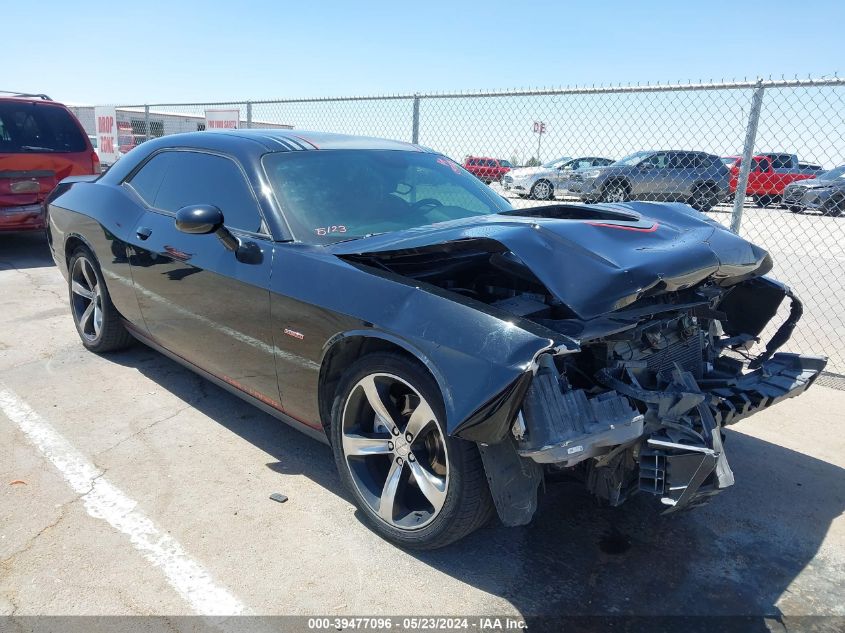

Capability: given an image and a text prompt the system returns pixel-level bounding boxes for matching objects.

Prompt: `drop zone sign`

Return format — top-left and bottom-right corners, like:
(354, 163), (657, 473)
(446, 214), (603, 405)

(205, 109), (240, 130)
(94, 106), (119, 165)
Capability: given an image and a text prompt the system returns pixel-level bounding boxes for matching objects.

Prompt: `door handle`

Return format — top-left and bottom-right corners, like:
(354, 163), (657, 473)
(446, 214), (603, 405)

(136, 226), (152, 240)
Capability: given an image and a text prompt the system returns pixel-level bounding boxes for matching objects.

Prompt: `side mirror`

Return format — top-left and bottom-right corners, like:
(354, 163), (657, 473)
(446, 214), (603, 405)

(175, 204), (223, 234)
(175, 204), (240, 253)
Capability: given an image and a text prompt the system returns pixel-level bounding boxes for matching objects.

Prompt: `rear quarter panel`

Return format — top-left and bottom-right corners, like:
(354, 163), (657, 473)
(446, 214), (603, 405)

(47, 180), (146, 330)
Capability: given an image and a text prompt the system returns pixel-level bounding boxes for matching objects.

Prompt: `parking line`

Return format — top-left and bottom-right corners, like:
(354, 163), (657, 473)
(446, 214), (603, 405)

(0, 384), (248, 616)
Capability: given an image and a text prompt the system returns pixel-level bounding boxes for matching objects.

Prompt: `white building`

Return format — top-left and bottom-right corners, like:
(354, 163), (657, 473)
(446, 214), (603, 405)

(69, 105), (292, 144)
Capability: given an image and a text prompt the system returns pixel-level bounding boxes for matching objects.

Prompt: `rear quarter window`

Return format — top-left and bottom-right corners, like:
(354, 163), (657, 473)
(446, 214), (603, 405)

(0, 102), (87, 153)
(127, 152), (174, 205)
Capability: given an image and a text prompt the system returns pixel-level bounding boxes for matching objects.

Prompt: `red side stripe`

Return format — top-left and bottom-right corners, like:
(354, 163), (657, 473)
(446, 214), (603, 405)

(586, 222), (659, 233)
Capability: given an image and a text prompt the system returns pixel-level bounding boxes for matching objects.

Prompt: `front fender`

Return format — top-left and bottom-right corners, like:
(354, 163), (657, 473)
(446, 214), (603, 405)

(321, 291), (563, 443)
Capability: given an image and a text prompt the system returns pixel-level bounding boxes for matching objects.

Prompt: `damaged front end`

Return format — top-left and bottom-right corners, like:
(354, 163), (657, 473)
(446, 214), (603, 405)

(515, 277), (826, 516)
(333, 203), (827, 524)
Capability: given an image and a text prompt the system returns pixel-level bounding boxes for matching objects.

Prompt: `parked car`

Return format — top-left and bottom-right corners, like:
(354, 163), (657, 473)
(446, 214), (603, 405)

(46, 130), (825, 549)
(0, 94), (99, 232)
(463, 156), (512, 183)
(569, 150), (729, 212)
(502, 156), (614, 200)
(722, 154), (818, 206)
(782, 165), (845, 216)
(799, 161), (824, 172)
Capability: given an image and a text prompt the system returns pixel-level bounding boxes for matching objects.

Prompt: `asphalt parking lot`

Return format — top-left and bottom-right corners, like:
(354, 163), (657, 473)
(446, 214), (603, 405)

(1, 230), (844, 630)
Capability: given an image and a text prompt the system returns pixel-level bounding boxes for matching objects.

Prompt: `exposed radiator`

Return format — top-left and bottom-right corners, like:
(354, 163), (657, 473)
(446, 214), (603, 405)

(645, 331), (705, 378)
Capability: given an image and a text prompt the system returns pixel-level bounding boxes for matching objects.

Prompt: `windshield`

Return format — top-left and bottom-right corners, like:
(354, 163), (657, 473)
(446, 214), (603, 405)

(499, 159), (512, 167)
(541, 156), (572, 169)
(263, 150), (512, 245)
(820, 165), (845, 180)
(721, 157), (738, 166)
(614, 151), (653, 166)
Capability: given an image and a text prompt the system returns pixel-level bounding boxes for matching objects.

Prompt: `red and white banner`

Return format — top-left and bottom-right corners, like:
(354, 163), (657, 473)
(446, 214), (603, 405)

(94, 106), (119, 164)
(204, 109), (240, 130)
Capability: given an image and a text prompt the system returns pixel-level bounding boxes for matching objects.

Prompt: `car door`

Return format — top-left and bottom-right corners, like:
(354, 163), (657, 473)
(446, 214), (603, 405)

(631, 152), (668, 199)
(123, 149), (280, 405)
(666, 152), (695, 199)
(756, 157), (776, 193)
(554, 159), (582, 190)
(746, 157), (769, 193)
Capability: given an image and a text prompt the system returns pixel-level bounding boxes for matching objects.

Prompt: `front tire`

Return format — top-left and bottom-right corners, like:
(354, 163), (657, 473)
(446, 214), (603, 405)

(529, 179), (554, 200)
(68, 247), (133, 353)
(330, 352), (494, 549)
(601, 181), (629, 204)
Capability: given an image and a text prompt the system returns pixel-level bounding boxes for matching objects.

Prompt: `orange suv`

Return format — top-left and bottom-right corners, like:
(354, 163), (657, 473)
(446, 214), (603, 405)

(0, 93), (99, 232)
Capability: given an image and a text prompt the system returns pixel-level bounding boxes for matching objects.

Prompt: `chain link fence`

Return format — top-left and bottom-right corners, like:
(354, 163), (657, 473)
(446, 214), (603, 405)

(95, 76), (845, 376)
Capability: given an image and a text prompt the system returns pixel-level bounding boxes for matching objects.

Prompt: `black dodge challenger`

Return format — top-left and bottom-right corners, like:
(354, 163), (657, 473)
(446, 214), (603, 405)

(46, 130), (826, 549)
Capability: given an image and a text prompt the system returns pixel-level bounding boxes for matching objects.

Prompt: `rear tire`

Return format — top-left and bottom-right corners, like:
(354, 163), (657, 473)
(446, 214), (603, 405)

(68, 246), (133, 353)
(330, 352), (494, 549)
(688, 183), (720, 212)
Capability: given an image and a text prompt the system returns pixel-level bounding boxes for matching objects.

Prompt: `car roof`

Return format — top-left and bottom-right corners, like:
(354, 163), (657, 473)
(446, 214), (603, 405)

(166, 129), (428, 153)
(0, 96), (69, 107)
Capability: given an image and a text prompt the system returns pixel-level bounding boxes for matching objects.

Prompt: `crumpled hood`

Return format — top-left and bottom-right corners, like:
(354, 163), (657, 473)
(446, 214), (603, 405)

(329, 201), (772, 320)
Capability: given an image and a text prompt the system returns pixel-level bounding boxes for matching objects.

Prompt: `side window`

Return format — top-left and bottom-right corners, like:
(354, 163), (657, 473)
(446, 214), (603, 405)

(486, 159), (496, 167)
(669, 153), (695, 169)
(771, 155), (792, 169)
(758, 158), (771, 172)
(644, 153), (669, 169)
(127, 152), (174, 205)
(152, 152), (263, 233)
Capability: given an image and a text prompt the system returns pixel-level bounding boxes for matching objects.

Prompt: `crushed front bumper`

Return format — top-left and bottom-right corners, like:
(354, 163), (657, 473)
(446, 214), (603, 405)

(517, 352), (826, 512)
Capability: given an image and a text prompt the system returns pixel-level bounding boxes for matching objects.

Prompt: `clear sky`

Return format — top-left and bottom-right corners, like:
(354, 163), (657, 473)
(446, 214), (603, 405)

(5, 0), (843, 105)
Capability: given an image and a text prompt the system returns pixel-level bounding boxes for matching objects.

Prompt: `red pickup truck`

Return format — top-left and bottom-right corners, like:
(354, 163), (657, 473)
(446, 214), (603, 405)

(723, 154), (819, 206)
(463, 156), (512, 183)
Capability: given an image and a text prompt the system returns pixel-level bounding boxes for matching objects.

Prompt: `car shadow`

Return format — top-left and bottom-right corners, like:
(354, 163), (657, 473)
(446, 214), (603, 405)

(0, 231), (54, 271)
(110, 345), (843, 627)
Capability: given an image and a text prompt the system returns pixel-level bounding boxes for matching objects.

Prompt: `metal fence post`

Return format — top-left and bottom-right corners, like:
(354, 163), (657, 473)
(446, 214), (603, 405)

(411, 95), (420, 144)
(730, 80), (766, 234)
(144, 105), (150, 141)
(246, 101), (252, 129)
